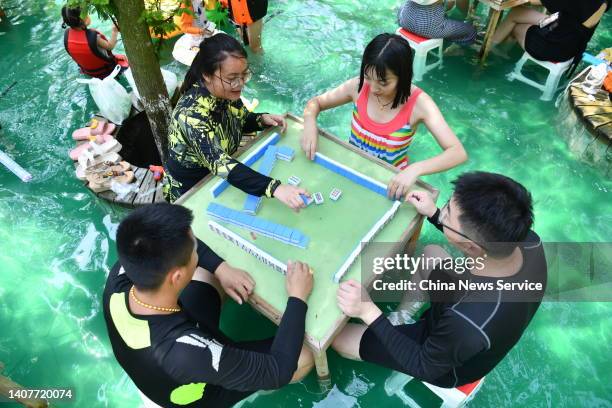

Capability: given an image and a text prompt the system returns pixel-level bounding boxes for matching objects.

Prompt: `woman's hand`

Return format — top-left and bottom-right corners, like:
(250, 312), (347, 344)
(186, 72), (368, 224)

(388, 165), (421, 201)
(261, 114), (287, 133)
(273, 184), (310, 212)
(300, 122), (318, 160)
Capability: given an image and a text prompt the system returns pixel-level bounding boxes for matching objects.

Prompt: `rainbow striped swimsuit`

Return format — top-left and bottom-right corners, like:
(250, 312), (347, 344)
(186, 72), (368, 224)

(349, 83), (422, 169)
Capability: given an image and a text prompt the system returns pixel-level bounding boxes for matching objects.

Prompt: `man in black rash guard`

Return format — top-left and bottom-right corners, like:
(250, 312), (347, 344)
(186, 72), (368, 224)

(103, 203), (314, 407)
(332, 172), (547, 388)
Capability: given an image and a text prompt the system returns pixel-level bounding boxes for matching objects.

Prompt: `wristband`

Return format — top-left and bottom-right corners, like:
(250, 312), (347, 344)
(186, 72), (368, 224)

(269, 179), (282, 197)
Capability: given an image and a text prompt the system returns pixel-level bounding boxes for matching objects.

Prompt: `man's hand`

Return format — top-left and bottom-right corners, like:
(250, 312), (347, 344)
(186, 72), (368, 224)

(406, 190), (437, 218)
(215, 262), (255, 305)
(273, 184), (310, 212)
(286, 260), (313, 302)
(261, 114), (287, 133)
(336, 280), (382, 325)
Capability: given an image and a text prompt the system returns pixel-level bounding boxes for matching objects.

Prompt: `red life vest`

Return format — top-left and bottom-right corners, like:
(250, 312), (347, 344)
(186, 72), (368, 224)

(227, 0), (255, 25)
(64, 28), (117, 79)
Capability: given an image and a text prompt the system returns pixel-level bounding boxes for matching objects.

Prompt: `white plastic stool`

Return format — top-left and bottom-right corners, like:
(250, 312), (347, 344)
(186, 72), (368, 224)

(396, 28), (444, 82)
(384, 372), (485, 408)
(507, 52), (573, 101)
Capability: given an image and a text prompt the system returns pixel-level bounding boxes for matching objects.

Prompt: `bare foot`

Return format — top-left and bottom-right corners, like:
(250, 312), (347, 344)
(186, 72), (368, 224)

(444, 43), (466, 56)
(489, 44), (512, 60)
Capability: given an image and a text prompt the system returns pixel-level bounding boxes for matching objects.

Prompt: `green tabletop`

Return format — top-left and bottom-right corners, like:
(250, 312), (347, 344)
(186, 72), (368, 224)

(179, 115), (432, 350)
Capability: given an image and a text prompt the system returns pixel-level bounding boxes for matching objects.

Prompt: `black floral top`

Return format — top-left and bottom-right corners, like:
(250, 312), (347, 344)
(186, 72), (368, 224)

(163, 81), (278, 202)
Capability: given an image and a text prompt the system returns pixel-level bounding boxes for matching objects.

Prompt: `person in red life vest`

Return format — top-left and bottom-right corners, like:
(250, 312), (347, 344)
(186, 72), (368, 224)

(220, 0), (268, 53)
(61, 6), (129, 79)
(179, 0), (215, 37)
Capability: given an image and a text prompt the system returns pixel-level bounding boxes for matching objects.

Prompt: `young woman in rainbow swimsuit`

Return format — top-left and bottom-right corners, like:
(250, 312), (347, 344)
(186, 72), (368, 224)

(301, 33), (467, 201)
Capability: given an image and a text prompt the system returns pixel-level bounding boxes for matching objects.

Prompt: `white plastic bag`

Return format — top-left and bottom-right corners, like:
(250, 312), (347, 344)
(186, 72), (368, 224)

(124, 67), (178, 103)
(77, 65), (131, 124)
(110, 179), (139, 200)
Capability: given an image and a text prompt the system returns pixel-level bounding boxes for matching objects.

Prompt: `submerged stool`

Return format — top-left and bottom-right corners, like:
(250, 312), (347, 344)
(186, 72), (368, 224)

(507, 52), (573, 101)
(384, 372), (485, 408)
(396, 28), (443, 82)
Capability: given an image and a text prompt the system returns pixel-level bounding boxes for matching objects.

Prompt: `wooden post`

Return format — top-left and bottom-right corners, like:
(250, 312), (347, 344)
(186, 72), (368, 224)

(0, 363), (48, 408)
(313, 351), (332, 391)
(479, 8), (502, 64)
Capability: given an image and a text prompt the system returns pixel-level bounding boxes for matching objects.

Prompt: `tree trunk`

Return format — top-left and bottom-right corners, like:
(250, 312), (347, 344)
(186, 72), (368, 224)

(111, 0), (171, 163)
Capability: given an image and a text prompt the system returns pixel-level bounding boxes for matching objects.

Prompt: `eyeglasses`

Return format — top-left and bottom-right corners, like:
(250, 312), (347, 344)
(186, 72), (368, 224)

(439, 200), (488, 251)
(215, 70), (252, 89)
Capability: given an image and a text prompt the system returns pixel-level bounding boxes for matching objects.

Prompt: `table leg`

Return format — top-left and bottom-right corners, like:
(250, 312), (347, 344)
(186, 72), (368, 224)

(479, 8), (502, 65)
(404, 218), (424, 256)
(314, 350), (332, 391)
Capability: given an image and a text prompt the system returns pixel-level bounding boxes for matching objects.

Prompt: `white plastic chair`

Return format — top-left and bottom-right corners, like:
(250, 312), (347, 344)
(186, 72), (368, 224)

(507, 52), (573, 101)
(396, 28), (444, 82)
(384, 372), (485, 408)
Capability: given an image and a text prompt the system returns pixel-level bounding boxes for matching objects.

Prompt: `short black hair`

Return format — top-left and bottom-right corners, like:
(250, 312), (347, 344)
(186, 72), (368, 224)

(359, 33), (414, 109)
(116, 203), (195, 290)
(452, 172), (534, 257)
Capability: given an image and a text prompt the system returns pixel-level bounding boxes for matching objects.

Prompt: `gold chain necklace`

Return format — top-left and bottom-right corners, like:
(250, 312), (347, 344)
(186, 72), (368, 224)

(130, 286), (181, 313)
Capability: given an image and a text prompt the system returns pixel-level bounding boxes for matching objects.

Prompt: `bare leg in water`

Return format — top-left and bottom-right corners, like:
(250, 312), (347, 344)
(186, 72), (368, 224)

(492, 6), (545, 47)
(397, 245), (450, 315)
(246, 19), (264, 53)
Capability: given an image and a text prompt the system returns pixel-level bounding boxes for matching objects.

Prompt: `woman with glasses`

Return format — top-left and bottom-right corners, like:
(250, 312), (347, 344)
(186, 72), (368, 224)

(164, 33), (308, 209)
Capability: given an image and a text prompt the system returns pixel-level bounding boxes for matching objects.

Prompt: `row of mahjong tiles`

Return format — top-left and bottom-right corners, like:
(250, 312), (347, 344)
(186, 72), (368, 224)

(207, 132), (401, 282)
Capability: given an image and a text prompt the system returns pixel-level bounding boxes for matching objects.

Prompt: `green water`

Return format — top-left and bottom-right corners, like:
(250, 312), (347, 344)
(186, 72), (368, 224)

(0, 1), (610, 407)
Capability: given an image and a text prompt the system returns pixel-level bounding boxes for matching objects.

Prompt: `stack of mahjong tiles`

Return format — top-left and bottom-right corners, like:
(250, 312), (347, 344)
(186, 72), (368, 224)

(208, 220), (287, 275)
(276, 146), (295, 161)
(243, 145), (296, 215)
(207, 202), (310, 248)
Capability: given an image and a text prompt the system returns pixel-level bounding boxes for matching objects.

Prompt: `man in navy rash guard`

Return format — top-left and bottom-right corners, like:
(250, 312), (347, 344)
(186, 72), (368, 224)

(332, 172), (547, 388)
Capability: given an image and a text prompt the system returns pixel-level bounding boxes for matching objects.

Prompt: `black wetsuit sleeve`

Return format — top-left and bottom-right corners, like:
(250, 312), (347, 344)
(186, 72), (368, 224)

(427, 208), (444, 232)
(242, 112), (267, 134)
(195, 238), (224, 273)
(179, 107), (277, 198)
(227, 162), (278, 197)
(105, 262), (131, 294)
(162, 297), (307, 391)
(540, 0), (561, 13)
(366, 310), (486, 384)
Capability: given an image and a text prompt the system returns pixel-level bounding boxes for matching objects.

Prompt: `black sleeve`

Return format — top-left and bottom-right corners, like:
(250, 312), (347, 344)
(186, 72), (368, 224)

(104, 262), (130, 295)
(540, 0), (561, 13)
(427, 208), (444, 232)
(162, 297), (307, 391)
(196, 238), (224, 273)
(227, 162), (278, 198)
(366, 310), (486, 384)
(242, 112), (268, 134)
